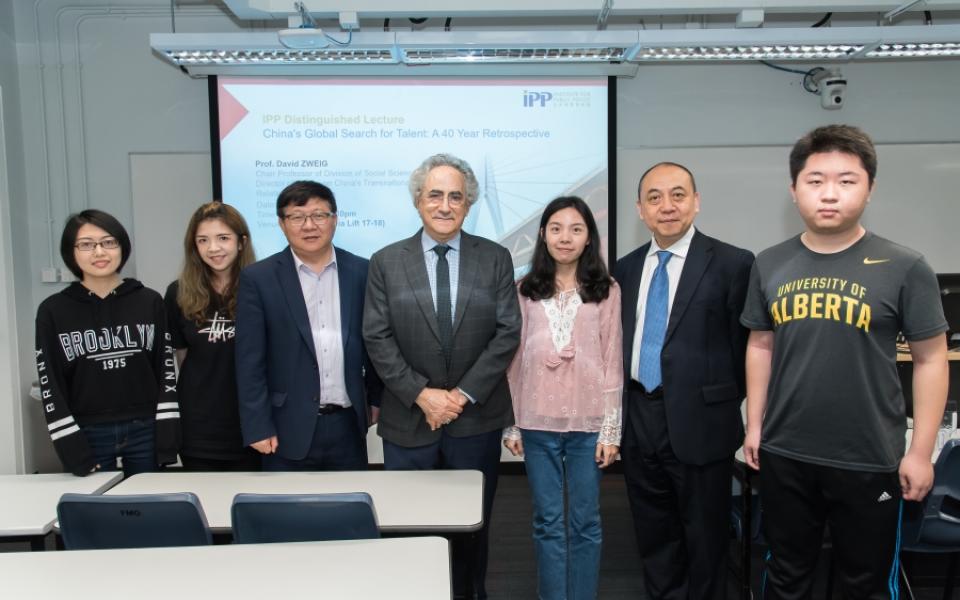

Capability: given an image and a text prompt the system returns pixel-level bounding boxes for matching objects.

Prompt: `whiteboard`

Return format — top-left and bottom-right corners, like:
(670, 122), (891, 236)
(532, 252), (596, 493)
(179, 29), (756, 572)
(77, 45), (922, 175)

(616, 143), (960, 272)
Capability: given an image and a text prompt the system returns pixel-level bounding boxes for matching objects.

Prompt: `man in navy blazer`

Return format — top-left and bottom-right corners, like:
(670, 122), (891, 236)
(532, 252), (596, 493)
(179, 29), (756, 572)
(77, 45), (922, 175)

(614, 163), (754, 599)
(236, 180), (380, 470)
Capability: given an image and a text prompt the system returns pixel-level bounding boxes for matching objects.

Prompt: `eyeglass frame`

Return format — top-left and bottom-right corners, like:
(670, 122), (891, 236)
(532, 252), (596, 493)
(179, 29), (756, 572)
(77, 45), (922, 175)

(282, 211), (337, 227)
(420, 190), (467, 208)
(74, 238), (121, 252)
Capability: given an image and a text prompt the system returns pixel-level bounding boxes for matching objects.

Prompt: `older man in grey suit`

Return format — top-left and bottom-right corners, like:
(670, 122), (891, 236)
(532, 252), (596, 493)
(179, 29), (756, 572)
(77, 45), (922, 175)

(363, 153), (521, 599)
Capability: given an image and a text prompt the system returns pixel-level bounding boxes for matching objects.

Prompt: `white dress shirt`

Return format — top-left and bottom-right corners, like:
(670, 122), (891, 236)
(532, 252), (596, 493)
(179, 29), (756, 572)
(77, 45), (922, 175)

(292, 249), (349, 408)
(630, 225), (697, 382)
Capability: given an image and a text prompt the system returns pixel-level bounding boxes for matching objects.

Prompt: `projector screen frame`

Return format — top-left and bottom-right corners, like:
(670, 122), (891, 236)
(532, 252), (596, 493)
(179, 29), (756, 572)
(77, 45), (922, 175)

(207, 74), (619, 272)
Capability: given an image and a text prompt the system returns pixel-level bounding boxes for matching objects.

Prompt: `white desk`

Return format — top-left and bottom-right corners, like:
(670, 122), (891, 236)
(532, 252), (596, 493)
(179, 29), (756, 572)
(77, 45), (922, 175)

(106, 469), (483, 533)
(0, 537), (451, 599)
(0, 472), (122, 545)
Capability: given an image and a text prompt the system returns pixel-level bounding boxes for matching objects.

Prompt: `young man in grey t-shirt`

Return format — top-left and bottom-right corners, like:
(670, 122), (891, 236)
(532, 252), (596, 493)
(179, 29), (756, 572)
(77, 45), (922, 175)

(740, 125), (949, 599)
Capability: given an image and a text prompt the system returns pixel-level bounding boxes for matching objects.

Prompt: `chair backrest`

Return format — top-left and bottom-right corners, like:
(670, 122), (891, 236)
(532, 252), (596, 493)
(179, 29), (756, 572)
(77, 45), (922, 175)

(903, 439), (960, 550)
(58, 492), (212, 550)
(231, 492), (380, 544)
(731, 492), (763, 543)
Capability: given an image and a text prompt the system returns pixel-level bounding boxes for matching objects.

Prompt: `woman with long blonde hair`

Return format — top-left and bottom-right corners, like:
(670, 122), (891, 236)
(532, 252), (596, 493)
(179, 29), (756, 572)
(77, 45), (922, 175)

(164, 201), (259, 471)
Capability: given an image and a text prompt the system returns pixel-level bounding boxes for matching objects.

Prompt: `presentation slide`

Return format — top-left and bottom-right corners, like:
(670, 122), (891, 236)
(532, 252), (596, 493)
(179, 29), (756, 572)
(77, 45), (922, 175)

(216, 77), (609, 273)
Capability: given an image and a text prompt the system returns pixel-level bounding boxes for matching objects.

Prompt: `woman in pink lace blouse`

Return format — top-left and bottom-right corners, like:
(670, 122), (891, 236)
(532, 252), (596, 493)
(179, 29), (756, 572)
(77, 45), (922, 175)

(504, 196), (623, 600)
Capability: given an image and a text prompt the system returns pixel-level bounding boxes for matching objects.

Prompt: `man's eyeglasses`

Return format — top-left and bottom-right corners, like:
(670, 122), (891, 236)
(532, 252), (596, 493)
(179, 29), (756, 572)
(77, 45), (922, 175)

(283, 211), (336, 227)
(75, 238), (120, 252)
(423, 193), (466, 208)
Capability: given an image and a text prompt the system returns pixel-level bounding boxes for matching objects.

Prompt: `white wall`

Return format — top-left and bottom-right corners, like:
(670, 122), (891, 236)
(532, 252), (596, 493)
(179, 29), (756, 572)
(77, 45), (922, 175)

(4, 0), (959, 472)
(617, 60), (960, 262)
(616, 61), (960, 262)
(8, 0), (256, 472)
(1, 0), (31, 474)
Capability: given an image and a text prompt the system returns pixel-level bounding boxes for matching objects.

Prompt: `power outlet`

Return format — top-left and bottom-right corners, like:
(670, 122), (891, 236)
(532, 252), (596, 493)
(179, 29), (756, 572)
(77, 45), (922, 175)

(41, 268), (58, 283)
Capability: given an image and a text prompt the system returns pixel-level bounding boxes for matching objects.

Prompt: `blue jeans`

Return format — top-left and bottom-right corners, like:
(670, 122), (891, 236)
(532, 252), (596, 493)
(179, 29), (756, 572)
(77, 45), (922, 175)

(521, 429), (603, 600)
(82, 418), (157, 478)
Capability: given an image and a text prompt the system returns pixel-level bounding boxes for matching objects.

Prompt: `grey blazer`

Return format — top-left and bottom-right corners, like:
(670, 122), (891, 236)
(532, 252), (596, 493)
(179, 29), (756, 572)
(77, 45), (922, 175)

(363, 230), (522, 447)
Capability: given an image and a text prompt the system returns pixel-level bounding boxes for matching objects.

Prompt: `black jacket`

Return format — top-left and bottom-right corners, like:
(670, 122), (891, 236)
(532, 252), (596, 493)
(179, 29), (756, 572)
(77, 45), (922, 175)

(615, 231), (754, 465)
(35, 279), (180, 475)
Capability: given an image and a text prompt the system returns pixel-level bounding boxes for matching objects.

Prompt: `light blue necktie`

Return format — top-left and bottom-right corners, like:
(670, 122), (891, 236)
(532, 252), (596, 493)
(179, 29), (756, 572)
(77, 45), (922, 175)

(638, 250), (672, 392)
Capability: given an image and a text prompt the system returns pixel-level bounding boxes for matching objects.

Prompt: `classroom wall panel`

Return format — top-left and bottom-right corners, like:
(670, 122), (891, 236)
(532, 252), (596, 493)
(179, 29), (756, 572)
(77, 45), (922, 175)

(3, 0), (959, 471)
(616, 144), (960, 272)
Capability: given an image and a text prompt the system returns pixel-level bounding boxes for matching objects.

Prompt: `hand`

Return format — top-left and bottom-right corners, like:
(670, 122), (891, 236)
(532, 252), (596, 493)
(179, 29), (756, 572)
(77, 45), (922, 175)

(743, 427), (761, 471)
(900, 451), (935, 501)
(251, 436), (278, 454)
(595, 444), (619, 468)
(369, 405), (380, 426)
(440, 390), (467, 425)
(75, 464), (100, 477)
(450, 389), (470, 408)
(504, 437), (524, 457)
(415, 388), (463, 430)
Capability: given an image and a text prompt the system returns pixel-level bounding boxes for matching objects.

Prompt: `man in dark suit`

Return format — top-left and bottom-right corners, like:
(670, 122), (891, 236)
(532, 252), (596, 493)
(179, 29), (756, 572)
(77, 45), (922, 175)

(236, 180), (380, 471)
(614, 162), (754, 599)
(363, 154), (521, 599)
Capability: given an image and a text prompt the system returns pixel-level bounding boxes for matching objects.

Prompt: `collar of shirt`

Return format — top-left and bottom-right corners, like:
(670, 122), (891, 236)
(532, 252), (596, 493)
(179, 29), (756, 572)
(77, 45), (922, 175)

(291, 246), (338, 277)
(421, 230), (462, 255)
(647, 225), (696, 260)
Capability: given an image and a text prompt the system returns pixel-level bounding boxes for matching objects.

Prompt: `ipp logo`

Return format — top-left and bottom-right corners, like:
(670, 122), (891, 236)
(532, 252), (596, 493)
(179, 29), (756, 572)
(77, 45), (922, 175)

(523, 91), (553, 108)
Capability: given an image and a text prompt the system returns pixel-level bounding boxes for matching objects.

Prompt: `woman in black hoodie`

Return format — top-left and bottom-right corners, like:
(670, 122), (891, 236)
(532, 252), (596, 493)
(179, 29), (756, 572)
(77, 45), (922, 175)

(35, 210), (179, 476)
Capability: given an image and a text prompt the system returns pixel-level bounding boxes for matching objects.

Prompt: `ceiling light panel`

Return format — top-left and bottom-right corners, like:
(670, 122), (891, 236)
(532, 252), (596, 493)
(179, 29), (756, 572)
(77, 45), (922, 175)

(867, 42), (960, 57)
(633, 45), (863, 61)
(165, 49), (397, 65)
(397, 30), (638, 64)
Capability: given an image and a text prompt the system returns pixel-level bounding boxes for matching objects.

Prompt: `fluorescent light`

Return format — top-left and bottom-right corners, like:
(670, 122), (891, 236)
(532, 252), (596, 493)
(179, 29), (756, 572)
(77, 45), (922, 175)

(867, 42), (960, 58)
(397, 30), (638, 64)
(629, 25), (960, 63)
(403, 47), (629, 63)
(149, 25), (960, 72)
(164, 49), (396, 64)
(632, 45), (862, 61)
(151, 32), (400, 66)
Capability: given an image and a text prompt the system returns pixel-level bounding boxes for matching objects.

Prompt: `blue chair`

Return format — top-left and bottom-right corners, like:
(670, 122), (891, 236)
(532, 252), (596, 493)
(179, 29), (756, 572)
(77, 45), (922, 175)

(900, 438), (960, 600)
(57, 492), (212, 550)
(231, 492), (380, 544)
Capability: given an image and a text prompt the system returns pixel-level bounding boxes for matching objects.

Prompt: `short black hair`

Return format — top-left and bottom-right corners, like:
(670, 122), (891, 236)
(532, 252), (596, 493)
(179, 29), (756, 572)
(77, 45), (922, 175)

(637, 161), (698, 198)
(275, 180), (337, 217)
(60, 209), (132, 279)
(789, 124), (877, 186)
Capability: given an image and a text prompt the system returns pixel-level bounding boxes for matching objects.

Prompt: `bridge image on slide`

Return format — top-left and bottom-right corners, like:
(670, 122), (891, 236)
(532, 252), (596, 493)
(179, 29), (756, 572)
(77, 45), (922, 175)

(464, 155), (609, 278)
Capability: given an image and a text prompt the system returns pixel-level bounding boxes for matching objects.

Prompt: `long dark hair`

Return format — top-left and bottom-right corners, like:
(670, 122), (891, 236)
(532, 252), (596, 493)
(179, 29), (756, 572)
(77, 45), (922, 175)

(519, 196), (611, 303)
(177, 202), (256, 324)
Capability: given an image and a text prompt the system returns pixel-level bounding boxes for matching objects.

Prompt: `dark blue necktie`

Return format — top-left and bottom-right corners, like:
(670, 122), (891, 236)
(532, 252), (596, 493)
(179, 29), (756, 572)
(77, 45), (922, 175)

(434, 245), (453, 367)
(638, 250), (672, 392)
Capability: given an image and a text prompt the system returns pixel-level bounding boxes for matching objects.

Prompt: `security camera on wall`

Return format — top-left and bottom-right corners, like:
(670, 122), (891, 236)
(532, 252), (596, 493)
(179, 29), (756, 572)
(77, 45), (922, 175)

(812, 68), (847, 110)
